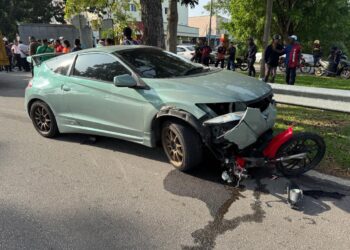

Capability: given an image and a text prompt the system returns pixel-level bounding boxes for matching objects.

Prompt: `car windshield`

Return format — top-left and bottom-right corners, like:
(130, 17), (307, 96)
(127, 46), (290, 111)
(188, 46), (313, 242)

(185, 46), (195, 51)
(115, 48), (207, 78)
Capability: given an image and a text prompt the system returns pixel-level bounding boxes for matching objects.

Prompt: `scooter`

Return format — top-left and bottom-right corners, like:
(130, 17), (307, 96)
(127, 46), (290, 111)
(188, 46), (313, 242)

(315, 54), (350, 79)
(221, 127), (326, 187)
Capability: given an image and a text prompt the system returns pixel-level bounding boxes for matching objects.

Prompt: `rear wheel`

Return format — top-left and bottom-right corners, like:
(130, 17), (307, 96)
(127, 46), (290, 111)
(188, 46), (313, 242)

(239, 63), (248, 71)
(29, 101), (59, 138)
(276, 133), (325, 176)
(161, 121), (203, 172)
(279, 62), (286, 72)
(300, 61), (312, 73)
(340, 68), (350, 79)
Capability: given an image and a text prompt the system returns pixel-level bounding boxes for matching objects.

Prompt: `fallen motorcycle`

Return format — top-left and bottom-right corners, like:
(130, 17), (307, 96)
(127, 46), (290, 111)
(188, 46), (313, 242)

(203, 104), (326, 187)
(315, 54), (350, 79)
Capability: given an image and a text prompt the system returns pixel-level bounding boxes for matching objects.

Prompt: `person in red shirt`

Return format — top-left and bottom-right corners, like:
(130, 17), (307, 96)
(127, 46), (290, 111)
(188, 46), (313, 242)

(54, 39), (64, 53)
(285, 35), (301, 85)
(200, 41), (212, 66)
(215, 42), (226, 68)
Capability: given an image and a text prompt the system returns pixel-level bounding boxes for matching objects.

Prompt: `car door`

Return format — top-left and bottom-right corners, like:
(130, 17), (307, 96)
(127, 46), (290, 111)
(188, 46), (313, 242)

(63, 52), (146, 142)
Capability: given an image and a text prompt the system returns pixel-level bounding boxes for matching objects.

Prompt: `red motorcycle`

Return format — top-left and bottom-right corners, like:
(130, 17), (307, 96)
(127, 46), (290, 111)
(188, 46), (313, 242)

(221, 127), (326, 186)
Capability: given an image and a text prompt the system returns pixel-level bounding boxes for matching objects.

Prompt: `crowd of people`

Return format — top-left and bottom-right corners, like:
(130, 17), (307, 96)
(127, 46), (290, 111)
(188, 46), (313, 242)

(1, 27), (139, 74)
(191, 35), (304, 85)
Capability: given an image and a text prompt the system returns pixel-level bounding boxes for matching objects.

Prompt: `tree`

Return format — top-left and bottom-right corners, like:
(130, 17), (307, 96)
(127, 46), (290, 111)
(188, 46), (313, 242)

(260, 0), (273, 78)
(140, 0), (165, 48)
(166, 0), (198, 53)
(0, 0), (65, 40)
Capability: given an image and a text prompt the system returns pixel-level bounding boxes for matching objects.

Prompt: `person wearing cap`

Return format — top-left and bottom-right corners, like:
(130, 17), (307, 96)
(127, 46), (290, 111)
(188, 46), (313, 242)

(285, 35), (301, 85)
(263, 34), (284, 83)
(313, 40), (322, 66)
(246, 37), (257, 77)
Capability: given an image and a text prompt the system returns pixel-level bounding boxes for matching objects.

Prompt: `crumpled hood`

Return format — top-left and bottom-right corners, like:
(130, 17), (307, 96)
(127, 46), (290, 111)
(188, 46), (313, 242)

(142, 69), (272, 104)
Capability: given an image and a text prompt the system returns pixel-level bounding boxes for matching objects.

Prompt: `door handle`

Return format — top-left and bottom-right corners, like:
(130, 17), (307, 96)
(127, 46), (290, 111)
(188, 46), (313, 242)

(61, 84), (71, 91)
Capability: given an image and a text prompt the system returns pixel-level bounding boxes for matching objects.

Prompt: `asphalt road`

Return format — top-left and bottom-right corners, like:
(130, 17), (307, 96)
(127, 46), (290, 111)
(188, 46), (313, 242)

(0, 71), (349, 250)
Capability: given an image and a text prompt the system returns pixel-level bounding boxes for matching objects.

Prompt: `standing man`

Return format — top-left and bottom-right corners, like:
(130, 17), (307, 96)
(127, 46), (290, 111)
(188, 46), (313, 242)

(215, 42), (226, 68)
(4, 41), (13, 72)
(36, 39), (54, 61)
(18, 41), (29, 72)
(285, 35), (301, 85)
(200, 41), (212, 66)
(11, 40), (22, 71)
(29, 36), (39, 75)
(28, 36), (39, 56)
(191, 41), (202, 63)
(122, 27), (139, 45)
(264, 35), (284, 83)
(54, 39), (64, 53)
(227, 42), (236, 71)
(312, 40), (322, 66)
(247, 37), (257, 77)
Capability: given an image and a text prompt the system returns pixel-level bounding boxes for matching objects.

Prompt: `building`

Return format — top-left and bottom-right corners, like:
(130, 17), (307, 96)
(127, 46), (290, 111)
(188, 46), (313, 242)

(188, 15), (230, 46)
(128, 1), (199, 44)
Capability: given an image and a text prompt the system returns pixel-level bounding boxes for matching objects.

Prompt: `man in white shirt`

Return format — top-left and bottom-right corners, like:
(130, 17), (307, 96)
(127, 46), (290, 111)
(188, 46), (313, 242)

(18, 41), (30, 71)
(11, 40), (22, 71)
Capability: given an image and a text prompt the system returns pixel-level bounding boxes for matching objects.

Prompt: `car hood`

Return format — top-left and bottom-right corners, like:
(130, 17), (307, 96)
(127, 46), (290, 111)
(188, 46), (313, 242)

(142, 69), (272, 104)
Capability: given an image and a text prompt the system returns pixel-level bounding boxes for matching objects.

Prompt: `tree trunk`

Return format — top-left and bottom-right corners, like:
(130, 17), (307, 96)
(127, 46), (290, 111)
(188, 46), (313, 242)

(140, 0), (165, 48)
(260, 0), (273, 79)
(167, 0), (178, 52)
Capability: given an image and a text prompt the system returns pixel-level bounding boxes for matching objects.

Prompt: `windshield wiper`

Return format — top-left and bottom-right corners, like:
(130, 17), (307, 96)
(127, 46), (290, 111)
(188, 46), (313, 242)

(183, 66), (207, 76)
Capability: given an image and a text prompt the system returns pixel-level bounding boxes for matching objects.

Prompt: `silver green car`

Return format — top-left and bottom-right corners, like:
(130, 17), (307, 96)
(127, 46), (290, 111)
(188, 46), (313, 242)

(25, 46), (275, 171)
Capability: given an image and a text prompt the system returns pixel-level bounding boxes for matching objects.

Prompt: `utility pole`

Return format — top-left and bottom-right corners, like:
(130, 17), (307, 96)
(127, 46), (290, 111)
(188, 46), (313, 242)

(208, 0), (213, 46)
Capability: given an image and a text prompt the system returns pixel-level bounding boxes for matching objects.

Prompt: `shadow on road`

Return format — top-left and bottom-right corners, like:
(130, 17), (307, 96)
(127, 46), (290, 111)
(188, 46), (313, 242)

(0, 72), (31, 98)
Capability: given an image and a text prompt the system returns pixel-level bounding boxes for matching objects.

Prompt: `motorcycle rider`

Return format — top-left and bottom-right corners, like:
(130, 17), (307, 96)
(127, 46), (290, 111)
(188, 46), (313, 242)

(313, 40), (322, 67)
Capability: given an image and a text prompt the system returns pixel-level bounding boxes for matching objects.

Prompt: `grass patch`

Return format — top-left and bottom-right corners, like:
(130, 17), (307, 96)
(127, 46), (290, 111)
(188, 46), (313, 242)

(239, 70), (350, 90)
(273, 74), (350, 90)
(275, 104), (350, 178)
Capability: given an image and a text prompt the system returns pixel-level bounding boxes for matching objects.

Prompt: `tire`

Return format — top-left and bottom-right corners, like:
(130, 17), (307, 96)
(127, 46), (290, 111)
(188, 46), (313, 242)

(300, 62), (312, 74)
(161, 121), (203, 172)
(315, 67), (325, 76)
(279, 62), (286, 72)
(276, 132), (326, 177)
(29, 101), (59, 138)
(340, 68), (350, 79)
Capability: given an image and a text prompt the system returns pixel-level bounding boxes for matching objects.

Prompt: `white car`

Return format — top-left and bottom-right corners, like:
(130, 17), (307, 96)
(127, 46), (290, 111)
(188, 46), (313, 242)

(256, 52), (314, 65)
(176, 45), (195, 60)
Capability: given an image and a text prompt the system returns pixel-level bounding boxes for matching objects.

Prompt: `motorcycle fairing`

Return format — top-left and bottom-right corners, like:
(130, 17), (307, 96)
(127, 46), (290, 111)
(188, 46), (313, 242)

(218, 104), (277, 149)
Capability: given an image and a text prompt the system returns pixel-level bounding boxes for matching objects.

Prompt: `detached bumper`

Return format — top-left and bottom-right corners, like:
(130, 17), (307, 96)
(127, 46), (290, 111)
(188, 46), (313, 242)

(204, 104), (277, 149)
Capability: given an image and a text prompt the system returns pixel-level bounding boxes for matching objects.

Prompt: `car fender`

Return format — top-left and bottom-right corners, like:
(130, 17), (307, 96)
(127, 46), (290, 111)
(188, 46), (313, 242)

(149, 105), (211, 147)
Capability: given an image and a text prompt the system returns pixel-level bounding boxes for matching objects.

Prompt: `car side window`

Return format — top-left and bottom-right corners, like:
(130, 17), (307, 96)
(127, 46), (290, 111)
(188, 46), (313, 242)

(45, 54), (75, 75)
(73, 53), (130, 82)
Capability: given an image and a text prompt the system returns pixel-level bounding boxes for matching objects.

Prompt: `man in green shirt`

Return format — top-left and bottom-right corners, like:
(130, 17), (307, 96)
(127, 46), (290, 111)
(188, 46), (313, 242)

(36, 39), (54, 62)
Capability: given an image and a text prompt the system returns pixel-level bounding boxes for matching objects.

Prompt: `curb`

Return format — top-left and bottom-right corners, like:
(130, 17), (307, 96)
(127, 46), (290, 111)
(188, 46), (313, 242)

(305, 170), (350, 188)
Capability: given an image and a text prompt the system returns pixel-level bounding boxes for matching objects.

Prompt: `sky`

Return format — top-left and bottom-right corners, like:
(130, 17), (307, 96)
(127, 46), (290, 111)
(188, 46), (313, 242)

(188, 0), (210, 17)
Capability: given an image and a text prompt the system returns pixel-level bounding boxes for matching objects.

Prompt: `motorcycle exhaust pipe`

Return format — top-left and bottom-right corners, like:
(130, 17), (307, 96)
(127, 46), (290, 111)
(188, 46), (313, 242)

(273, 153), (307, 163)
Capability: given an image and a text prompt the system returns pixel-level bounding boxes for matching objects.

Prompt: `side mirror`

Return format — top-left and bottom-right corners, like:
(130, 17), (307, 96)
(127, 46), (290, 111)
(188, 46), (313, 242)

(113, 74), (137, 87)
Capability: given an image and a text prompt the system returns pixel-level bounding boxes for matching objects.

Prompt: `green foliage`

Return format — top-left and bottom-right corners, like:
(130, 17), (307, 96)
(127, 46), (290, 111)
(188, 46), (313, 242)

(209, 0), (350, 53)
(0, 0), (65, 40)
(65, 0), (139, 41)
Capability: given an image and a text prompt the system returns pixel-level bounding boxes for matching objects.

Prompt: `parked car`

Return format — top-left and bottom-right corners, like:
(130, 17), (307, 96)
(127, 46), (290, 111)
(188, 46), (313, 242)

(25, 46), (275, 172)
(176, 44), (195, 60)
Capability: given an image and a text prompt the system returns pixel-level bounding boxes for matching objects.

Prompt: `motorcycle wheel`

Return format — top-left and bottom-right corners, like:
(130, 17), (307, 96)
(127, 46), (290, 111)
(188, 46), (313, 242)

(279, 63), (286, 72)
(300, 63), (312, 74)
(239, 63), (248, 71)
(340, 68), (350, 79)
(315, 67), (324, 77)
(275, 133), (326, 177)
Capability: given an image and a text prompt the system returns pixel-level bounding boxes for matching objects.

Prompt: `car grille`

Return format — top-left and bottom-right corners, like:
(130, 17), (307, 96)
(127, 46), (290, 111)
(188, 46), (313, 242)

(206, 93), (273, 115)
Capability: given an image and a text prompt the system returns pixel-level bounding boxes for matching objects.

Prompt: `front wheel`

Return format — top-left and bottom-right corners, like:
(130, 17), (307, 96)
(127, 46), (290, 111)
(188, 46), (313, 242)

(315, 67), (325, 76)
(300, 61), (312, 73)
(276, 133), (326, 176)
(161, 121), (203, 172)
(239, 63), (248, 71)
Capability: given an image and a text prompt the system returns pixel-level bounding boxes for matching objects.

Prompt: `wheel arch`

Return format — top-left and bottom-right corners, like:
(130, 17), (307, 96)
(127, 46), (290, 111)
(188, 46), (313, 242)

(150, 107), (211, 147)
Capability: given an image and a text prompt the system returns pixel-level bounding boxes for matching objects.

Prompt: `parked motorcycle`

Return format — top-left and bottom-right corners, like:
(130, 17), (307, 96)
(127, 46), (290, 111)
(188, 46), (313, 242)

(315, 54), (350, 79)
(235, 57), (249, 71)
(279, 55), (312, 73)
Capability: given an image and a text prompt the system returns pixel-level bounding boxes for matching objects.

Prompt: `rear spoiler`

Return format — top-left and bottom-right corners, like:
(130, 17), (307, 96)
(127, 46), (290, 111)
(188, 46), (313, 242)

(27, 53), (62, 66)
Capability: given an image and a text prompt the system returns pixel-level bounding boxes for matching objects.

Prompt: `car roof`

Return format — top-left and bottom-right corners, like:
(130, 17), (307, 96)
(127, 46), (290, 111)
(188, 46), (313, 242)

(74, 45), (159, 54)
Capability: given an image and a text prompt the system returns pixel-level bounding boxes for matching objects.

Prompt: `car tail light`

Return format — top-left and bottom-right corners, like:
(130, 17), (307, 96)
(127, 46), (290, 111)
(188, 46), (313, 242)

(27, 80), (33, 88)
